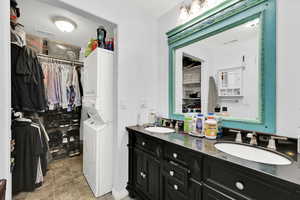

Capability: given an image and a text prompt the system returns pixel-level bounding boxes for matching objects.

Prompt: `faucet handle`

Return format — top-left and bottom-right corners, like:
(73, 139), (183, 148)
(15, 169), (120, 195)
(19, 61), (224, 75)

(267, 136), (288, 150)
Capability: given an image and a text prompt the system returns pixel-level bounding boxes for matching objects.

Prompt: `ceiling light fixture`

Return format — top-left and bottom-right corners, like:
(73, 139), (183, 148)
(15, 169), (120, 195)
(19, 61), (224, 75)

(53, 17), (77, 33)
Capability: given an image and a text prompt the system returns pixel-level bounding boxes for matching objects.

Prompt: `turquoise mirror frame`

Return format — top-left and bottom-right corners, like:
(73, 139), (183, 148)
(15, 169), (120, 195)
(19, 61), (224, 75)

(167, 0), (276, 133)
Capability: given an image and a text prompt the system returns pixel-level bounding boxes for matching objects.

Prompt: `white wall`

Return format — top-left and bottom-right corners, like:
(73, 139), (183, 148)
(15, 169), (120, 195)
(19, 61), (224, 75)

(157, 0), (300, 138)
(0, 0), (12, 199)
(55, 0), (159, 199)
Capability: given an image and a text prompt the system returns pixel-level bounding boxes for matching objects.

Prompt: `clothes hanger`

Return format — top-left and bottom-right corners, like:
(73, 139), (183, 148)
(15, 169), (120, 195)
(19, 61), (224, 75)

(14, 112), (32, 122)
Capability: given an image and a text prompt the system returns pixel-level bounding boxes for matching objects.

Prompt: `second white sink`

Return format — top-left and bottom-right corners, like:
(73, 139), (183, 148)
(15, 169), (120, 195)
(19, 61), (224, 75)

(145, 127), (175, 134)
(214, 142), (292, 165)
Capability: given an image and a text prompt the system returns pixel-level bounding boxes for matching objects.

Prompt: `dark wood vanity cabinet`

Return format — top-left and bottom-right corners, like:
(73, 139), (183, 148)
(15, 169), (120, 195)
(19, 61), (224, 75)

(127, 129), (300, 200)
(134, 148), (160, 200)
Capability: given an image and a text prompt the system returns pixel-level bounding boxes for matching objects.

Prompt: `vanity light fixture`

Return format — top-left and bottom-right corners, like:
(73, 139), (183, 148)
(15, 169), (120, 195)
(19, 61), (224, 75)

(178, 0), (227, 24)
(179, 4), (189, 23)
(189, 0), (204, 17)
(54, 17), (77, 33)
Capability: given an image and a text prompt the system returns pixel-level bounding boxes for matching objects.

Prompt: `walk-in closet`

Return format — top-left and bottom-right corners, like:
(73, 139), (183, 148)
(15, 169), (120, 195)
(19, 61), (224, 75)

(10, 0), (116, 199)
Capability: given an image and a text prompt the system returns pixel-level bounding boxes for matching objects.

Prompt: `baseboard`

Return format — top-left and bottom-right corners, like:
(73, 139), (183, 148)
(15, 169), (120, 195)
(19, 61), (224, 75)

(112, 188), (128, 200)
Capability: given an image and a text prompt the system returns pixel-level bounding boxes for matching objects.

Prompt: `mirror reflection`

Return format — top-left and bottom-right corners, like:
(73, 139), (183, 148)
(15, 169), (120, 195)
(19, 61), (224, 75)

(175, 18), (260, 121)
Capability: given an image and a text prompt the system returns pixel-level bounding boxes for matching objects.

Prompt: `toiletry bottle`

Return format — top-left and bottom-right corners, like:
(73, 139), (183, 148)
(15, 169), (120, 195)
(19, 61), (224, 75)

(204, 113), (218, 139)
(137, 113), (142, 126)
(215, 115), (223, 138)
(192, 115), (197, 133)
(184, 113), (193, 133)
(222, 106), (229, 117)
(196, 114), (205, 137)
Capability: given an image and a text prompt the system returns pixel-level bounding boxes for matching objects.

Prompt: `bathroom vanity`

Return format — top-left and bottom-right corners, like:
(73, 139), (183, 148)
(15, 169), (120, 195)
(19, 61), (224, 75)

(126, 126), (300, 200)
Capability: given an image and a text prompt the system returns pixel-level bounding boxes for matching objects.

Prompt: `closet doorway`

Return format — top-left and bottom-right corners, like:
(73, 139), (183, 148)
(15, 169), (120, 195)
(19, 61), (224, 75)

(10, 0), (118, 199)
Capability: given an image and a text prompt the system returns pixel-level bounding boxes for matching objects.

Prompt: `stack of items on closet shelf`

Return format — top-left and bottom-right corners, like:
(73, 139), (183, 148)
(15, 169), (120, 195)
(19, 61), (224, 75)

(39, 58), (83, 159)
(10, 0), (50, 194)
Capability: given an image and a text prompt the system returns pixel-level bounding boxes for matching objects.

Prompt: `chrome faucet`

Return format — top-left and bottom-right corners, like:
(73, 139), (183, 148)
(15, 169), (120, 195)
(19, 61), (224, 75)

(230, 129), (242, 143)
(247, 132), (257, 145)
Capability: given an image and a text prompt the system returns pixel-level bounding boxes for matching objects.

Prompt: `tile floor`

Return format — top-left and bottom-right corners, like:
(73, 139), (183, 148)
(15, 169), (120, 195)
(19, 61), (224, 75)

(13, 156), (131, 200)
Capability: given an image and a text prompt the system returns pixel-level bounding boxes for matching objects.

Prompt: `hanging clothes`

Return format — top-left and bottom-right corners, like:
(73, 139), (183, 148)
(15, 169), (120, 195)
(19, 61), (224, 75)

(11, 44), (47, 112)
(11, 119), (49, 194)
(41, 60), (82, 111)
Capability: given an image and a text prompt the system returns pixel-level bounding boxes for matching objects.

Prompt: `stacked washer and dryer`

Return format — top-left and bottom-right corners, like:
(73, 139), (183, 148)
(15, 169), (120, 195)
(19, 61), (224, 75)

(82, 48), (114, 197)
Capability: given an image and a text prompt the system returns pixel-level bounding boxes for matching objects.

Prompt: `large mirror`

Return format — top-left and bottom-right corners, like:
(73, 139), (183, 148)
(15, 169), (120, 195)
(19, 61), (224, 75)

(168, 0), (276, 133)
(174, 18), (260, 121)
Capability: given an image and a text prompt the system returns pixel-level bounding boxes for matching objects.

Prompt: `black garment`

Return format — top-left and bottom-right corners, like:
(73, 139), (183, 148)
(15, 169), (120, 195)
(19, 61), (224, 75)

(11, 44), (47, 112)
(12, 121), (47, 194)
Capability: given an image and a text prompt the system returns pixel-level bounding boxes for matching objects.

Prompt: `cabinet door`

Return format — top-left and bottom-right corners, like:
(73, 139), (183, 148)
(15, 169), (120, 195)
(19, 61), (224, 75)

(146, 155), (160, 200)
(203, 185), (233, 200)
(188, 180), (202, 200)
(134, 149), (147, 193)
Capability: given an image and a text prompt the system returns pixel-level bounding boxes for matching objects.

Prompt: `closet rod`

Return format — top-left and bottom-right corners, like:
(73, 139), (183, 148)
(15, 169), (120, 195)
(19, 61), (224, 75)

(38, 54), (84, 66)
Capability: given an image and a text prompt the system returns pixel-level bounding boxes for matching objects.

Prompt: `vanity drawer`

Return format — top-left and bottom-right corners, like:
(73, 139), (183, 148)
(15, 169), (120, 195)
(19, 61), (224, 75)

(163, 161), (190, 184)
(135, 134), (160, 156)
(164, 143), (190, 166)
(203, 156), (297, 200)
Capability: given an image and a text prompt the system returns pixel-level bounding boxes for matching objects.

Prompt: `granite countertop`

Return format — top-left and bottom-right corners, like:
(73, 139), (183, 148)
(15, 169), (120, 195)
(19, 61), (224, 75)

(127, 125), (300, 186)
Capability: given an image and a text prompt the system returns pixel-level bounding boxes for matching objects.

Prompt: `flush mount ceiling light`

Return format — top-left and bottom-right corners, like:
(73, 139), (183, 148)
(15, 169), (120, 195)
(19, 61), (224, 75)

(53, 17), (77, 33)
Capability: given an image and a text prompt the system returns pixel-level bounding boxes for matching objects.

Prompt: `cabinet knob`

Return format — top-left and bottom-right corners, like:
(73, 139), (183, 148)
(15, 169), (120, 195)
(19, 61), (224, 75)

(140, 172), (147, 179)
(169, 170), (174, 177)
(142, 141), (146, 146)
(173, 184), (178, 191)
(235, 181), (244, 191)
(173, 153), (178, 159)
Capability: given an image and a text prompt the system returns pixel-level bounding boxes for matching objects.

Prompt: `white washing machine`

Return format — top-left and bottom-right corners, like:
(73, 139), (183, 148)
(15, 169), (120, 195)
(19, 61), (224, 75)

(83, 117), (113, 197)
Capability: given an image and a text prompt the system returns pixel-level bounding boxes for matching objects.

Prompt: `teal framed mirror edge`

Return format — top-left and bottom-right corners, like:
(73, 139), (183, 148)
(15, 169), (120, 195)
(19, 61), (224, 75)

(167, 0), (276, 133)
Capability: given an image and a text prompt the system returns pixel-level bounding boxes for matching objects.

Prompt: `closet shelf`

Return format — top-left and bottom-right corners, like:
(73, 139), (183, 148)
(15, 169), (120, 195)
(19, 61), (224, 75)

(183, 98), (201, 100)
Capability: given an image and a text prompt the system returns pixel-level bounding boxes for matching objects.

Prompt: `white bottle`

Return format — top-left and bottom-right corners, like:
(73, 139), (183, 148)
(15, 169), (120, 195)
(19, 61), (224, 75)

(192, 115), (197, 133)
(204, 115), (218, 139)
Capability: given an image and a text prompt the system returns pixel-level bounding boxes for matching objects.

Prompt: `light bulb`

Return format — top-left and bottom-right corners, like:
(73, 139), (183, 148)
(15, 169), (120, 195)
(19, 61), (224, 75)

(54, 18), (77, 33)
(179, 4), (189, 22)
(190, 0), (202, 17)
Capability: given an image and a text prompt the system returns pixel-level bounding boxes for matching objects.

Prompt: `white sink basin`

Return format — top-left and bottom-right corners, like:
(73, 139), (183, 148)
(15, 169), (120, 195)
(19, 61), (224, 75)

(145, 127), (175, 134)
(214, 142), (292, 165)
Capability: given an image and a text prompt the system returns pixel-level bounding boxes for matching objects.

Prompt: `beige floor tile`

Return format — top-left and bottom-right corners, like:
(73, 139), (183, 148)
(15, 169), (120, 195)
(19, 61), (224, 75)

(13, 156), (134, 200)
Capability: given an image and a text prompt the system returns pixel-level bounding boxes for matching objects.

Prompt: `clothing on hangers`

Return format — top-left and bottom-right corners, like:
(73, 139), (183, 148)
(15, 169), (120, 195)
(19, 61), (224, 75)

(11, 118), (49, 194)
(41, 60), (82, 111)
(11, 44), (47, 112)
